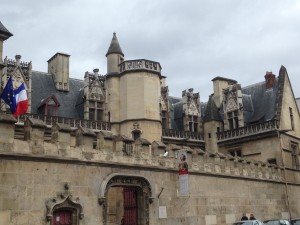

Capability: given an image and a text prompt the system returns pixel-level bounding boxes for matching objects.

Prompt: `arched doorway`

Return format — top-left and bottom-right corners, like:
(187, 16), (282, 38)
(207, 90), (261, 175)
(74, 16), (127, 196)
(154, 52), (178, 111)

(99, 173), (154, 225)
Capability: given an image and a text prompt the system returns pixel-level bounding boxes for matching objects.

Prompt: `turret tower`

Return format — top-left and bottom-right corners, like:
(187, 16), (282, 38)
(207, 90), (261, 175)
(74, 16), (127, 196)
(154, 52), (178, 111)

(106, 33), (163, 142)
(106, 32), (124, 75)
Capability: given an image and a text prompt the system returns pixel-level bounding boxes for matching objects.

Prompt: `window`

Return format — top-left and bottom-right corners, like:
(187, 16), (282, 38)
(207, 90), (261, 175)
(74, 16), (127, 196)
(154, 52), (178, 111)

(291, 142), (299, 169)
(161, 110), (167, 129)
(229, 149), (242, 157)
(39, 96), (60, 116)
(123, 141), (133, 156)
(228, 110), (238, 130)
(267, 158), (277, 165)
(188, 115), (198, 132)
(289, 107), (294, 131)
(132, 130), (141, 140)
(88, 101), (103, 121)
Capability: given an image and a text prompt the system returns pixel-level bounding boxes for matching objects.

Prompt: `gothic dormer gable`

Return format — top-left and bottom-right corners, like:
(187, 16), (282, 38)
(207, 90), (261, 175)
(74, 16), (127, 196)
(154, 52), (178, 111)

(182, 88), (200, 116)
(84, 69), (106, 102)
(160, 86), (169, 111)
(160, 96), (168, 111)
(223, 84), (243, 113)
(187, 100), (199, 116)
(4, 55), (31, 88)
(89, 85), (105, 101)
(11, 67), (27, 89)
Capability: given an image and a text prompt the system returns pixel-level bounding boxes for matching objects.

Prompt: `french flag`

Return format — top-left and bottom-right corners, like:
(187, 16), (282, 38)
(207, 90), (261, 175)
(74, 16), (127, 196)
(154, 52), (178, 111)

(13, 82), (28, 117)
(0, 76), (28, 117)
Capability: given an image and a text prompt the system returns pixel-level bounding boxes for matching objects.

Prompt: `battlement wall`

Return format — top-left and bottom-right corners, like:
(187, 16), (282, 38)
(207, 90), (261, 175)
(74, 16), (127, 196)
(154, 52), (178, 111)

(0, 115), (288, 183)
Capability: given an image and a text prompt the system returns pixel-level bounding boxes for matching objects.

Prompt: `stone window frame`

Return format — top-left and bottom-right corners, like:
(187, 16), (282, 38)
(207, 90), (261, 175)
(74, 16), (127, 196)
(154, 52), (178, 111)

(46, 183), (84, 225)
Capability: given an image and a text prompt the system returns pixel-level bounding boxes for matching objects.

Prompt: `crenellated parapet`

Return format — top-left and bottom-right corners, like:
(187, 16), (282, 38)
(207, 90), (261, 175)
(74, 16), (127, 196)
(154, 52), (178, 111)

(0, 115), (287, 184)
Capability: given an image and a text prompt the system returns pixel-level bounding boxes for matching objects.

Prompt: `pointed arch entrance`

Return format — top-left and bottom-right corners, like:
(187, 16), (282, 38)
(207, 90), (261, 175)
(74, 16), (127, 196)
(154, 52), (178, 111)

(98, 173), (154, 225)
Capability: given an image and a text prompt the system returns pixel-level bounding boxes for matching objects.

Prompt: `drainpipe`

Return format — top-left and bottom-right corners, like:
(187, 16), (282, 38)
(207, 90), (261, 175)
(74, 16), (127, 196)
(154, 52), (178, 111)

(277, 129), (292, 220)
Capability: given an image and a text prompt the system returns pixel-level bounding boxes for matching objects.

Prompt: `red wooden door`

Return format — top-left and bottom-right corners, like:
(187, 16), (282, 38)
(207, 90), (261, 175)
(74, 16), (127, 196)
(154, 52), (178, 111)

(52, 210), (72, 225)
(123, 187), (138, 225)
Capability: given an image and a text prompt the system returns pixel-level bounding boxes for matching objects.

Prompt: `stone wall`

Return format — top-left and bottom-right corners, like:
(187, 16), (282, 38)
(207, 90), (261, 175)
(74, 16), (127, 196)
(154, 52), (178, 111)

(0, 116), (300, 225)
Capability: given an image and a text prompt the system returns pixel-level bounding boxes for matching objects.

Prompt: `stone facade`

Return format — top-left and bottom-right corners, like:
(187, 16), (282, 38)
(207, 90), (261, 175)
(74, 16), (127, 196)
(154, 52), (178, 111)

(0, 122), (298, 225)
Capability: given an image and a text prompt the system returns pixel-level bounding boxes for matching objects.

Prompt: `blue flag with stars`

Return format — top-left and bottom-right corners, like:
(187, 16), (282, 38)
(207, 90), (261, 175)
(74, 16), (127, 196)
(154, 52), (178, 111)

(0, 76), (17, 113)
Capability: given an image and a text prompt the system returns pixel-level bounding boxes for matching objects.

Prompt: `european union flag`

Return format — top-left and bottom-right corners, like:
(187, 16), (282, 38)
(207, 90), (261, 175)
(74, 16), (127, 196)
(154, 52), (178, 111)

(0, 76), (16, 113)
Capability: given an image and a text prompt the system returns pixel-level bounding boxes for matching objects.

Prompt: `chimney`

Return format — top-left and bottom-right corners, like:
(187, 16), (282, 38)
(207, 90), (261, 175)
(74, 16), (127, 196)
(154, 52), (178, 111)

(264, 71), (276, 89)
(48, 52), (70, 92)
(15, 54), (21, 65)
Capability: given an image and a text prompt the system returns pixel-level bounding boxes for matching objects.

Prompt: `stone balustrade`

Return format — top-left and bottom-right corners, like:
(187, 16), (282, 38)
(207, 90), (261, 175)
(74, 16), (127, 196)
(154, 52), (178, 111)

(17, 113), (111, 131)
(217, 119), (279, 140)
(162, 129), (204, 140)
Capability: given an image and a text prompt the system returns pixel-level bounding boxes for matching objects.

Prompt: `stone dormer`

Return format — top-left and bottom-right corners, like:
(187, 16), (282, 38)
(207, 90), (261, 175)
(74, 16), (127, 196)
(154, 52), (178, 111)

(212, 77), (237, 108)
(47, 52), (70, 92)
(1, 54), (32, 113)
(83, 68), (106, 121)
(182, 88), (201, 132)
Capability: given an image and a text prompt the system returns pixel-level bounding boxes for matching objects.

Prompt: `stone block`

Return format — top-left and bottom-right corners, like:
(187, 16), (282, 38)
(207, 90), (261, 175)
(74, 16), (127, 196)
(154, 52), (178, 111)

(0, 210), (12, 225)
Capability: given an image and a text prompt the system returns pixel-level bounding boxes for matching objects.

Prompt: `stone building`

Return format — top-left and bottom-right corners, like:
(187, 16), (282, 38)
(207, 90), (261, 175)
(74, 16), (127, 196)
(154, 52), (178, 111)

(1, 21), (300, 225)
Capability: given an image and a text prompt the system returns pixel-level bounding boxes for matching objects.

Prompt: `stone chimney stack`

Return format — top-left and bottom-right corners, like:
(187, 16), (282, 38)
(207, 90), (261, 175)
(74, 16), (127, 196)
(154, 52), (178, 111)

(15, 54), (21, 66)
(47, 52), (70, 92)
(264, 71), (276, 89)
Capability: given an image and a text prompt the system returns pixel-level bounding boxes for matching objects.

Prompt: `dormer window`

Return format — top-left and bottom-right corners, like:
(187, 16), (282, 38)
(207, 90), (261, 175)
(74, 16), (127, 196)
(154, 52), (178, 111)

(228, 110), (238, 130)
(38, 95), (60, 116)
(188, 115), (198, 132)
(161, 110), (167, 129)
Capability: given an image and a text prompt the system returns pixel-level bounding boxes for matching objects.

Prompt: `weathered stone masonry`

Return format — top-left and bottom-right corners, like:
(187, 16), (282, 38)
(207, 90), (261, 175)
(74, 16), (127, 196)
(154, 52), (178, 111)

(0, 115), (300, 225)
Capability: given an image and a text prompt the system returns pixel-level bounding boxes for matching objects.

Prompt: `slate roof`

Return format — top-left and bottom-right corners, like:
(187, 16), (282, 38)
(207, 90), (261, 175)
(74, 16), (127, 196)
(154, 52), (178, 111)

(106, 33), (124, 57)
(31, 71), (84, 119)
(200, 78), (278, 125)
(242, 79), (278, 123)
(203, 95), (223, 122)
(0, 21), (13, 38)
(170, 97), (183, 130)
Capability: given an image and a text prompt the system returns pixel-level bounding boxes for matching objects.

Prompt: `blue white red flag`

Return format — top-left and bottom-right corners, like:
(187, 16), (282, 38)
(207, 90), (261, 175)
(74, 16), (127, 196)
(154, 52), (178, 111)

(0, 76), (28, 117)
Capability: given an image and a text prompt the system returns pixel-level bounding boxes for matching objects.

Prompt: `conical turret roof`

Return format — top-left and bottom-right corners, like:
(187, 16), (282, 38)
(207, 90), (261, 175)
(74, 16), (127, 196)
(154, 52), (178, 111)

(106, 32), (124, 57)
(0, 21), (13, 40)
(203, 95), (223, 122)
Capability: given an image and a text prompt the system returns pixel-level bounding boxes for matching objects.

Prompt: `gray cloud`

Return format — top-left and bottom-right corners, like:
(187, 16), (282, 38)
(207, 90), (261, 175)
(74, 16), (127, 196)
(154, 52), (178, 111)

(2, 0), (300, 101)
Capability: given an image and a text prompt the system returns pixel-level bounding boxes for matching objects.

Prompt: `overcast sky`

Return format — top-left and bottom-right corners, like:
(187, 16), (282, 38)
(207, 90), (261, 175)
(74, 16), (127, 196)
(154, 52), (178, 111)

(2, 0), (300, 101)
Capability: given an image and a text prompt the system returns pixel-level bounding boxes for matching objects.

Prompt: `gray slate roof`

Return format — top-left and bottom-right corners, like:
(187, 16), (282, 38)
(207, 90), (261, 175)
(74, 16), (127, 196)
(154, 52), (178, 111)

(242, 79), (278, 123)
(168, 96), (183, 130)
(0, 21), (13, 37)
(106, 33), (124, 57)
(203, 95), (222, 122)
(31, 71), (84, 119)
